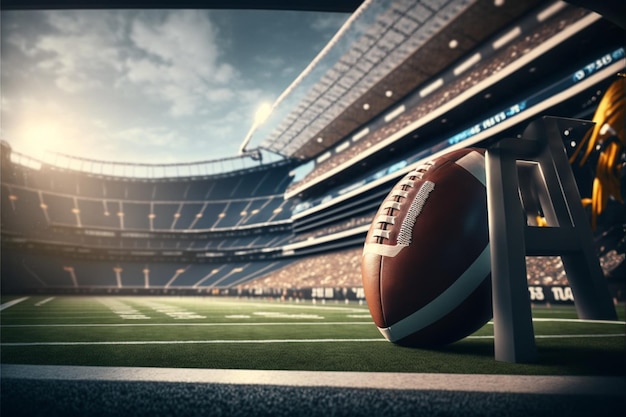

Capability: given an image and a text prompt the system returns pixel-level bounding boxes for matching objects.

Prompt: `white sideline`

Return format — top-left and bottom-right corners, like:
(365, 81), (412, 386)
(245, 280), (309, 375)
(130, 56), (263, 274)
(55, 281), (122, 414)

(1, 334), (624, 347)
(35, 297), (55, 307)
(2, 364), (624, 397)
(0, 297), (29, 311)
(2, 318), (623, 328)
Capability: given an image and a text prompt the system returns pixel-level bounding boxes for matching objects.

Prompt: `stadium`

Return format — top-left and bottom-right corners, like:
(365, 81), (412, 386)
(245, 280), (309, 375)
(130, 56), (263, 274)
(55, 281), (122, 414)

(1, 0), (625, 416)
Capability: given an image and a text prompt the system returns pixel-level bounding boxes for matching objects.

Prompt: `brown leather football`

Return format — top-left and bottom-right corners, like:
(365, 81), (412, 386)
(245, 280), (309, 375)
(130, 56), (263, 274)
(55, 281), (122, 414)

(361, 148), (492, 347)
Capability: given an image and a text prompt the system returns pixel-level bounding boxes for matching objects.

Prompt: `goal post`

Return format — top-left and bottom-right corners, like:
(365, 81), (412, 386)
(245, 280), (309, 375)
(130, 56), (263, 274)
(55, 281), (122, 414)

(485, 116), (618, 363)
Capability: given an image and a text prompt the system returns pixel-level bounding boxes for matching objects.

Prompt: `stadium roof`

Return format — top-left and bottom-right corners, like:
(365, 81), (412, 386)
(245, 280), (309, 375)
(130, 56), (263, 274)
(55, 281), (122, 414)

(3, 0), (621, 165)
(254, 0), (546, 161)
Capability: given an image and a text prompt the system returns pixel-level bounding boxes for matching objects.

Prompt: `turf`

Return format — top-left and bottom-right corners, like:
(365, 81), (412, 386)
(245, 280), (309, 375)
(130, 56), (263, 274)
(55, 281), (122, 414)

(1, 295), (624, 376)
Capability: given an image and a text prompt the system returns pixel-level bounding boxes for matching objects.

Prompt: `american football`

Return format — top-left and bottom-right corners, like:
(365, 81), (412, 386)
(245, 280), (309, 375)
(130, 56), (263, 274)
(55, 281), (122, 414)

(361, 148), (492, 347)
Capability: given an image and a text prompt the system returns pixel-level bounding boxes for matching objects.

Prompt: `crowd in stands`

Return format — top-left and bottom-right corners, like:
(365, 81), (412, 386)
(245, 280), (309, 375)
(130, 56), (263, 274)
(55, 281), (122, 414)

(1, 155), (295, 243)
(2, 4), (618, 296)
(1, 245), (295, 292)
(244, 249), (585, 290)
(4, 155), (294, 201)
(525, 251), (624, 286)
(287, 6), (586, 192)
(244, 248), (363, 289)
(599, 250), (625, 277)
(292, 215), (373, 242)
(526, 256), (568, 286)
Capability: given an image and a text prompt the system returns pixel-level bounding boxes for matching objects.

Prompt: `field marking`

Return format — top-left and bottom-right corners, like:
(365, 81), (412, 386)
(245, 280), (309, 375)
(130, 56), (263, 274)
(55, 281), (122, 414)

(2, 364), (625, 397)
(2, 334), (624, 347)
(3, 317), (623, 328)
(535, 334), (625, 339)
(0, 297), (29, 311)
(132, 300), (206, 320)
(192, 299), (369, 313)
(253, 312), (324, 319)
(531, 318), (626, 325)
(486, 318), (625, 325)
(0, 321), (373, 328)
(97, 298), (151, 320)
(468, 334), (625, 339)
(1, 338), (387, 346)
(35, 297), (55, 307)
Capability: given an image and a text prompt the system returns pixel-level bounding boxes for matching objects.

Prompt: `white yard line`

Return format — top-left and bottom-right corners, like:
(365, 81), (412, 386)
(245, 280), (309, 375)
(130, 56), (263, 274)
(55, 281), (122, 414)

(35, 297), (55, 307)
(468, 334), (624, 339)
(1, 321), (374, 328)
(0, 297), (29, 311)
(192, 299), (369, 313)
(1, 338), (387, 346)
(531, 318), (626, 325)
(485, 318), (626, 325)
(2, 334), (623, 347)
(1, 364), (624, 397)
(3, 318), (623, 328)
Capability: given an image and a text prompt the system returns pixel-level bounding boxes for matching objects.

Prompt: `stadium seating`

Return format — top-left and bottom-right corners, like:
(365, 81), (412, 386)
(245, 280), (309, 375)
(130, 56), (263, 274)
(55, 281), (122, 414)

(284, 5), (591, 197)
(1, 248), (295, 293)
(243, 247), (363, 290)
(1, 152), (302, 293)
(1, 3), (623, 303)
(2, 157), (294, 232)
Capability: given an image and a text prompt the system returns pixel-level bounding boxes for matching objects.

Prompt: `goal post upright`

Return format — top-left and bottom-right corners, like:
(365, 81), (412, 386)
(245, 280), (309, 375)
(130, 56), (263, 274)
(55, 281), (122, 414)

(485, 116), (618, 363)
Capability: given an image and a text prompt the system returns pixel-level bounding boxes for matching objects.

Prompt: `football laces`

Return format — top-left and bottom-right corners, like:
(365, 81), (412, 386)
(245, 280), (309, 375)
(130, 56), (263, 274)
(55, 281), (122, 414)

(372, 161), (435, 245)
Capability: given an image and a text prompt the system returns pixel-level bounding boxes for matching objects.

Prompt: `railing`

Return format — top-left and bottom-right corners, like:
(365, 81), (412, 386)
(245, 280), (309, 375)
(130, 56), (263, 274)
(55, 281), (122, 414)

(8, 147), (284, 179)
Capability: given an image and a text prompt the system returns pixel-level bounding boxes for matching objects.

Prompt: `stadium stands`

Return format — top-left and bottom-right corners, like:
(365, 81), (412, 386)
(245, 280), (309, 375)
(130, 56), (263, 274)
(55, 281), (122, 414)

(243, 247), (363, 290)
(1, 247), (294, 294)
(260, 0), (545, 160)
(1, 1), (623, 302)
(2, 154), (295, 233)
(283, 4), (608, 199)
(1, 143), (302, 293)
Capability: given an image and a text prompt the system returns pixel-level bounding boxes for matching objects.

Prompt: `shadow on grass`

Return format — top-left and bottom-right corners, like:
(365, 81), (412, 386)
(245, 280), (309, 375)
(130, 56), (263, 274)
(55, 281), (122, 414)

(533, 343), (626, 376)
(393, 338), (496, 358)
(436, 340), (496, 357)
(390, 336), (625, 376)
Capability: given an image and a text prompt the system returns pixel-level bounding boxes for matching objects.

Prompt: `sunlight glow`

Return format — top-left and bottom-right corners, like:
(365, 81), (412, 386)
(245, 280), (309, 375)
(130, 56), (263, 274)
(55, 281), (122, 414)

(254, 102), (273, 127)
(17, 122), (67, 160)
(239, 101), (275, 155)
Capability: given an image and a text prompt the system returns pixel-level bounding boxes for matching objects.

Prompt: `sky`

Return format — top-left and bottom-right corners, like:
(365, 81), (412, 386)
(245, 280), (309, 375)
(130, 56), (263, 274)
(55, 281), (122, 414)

(0, 9), (349, 167)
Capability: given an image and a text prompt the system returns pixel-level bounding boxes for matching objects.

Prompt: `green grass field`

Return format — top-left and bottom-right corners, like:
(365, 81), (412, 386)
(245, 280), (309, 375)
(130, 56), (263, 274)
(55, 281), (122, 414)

(1, 295), (624, 376)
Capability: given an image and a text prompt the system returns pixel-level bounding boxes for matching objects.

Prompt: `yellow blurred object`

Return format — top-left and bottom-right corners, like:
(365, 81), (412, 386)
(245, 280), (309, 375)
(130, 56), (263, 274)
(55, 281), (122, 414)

(570, 76), (625, 229)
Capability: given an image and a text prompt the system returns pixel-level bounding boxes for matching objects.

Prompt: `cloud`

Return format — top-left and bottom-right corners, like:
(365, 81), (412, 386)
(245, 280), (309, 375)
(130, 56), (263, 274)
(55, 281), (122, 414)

(125, 10), (237, 117)
(238, 88), (265, 104)
(1, 8), (349, 165)
(255, 55), (286, 69)
(109, 122), (242, 165)
(310, 14), (349, 32)
(32, 11), (126, 93)
(205, 88), (235, 103)
(130, 11), (219, 72)
(114, 126), (188, 148)
(9, 10), (240, 116)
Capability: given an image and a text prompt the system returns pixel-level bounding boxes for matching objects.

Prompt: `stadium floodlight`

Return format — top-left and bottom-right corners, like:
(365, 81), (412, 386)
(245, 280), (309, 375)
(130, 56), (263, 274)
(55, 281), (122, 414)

(254, 102), (273, 127)
(239, 102), (275, 156)
(238, 0), (373, 157)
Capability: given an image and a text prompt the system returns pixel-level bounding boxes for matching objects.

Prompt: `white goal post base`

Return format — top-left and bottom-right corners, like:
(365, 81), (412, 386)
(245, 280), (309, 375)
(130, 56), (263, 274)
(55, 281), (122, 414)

(485, 116), (618, 363)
